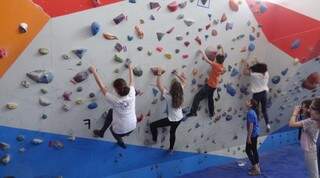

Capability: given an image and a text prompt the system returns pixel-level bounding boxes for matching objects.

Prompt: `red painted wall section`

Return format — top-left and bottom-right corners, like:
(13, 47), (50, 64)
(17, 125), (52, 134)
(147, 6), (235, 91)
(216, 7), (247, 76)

(246, 0), (320, 63)
(32, 0), (123, 17)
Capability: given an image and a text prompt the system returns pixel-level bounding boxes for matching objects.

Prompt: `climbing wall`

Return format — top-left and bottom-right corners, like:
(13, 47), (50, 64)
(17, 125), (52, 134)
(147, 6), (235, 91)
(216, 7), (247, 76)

(0, 0), (319, 175)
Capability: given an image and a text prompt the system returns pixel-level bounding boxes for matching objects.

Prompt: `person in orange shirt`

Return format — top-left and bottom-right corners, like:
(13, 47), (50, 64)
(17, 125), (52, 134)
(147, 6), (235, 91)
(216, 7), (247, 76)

(186, 45), (225, 119)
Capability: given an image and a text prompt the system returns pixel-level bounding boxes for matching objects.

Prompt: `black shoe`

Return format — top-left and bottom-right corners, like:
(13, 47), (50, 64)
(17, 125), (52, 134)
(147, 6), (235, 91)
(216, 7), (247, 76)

(117, 141), (127, 149)
(186, 112), (197, 117)
(93, 130), (104, 138)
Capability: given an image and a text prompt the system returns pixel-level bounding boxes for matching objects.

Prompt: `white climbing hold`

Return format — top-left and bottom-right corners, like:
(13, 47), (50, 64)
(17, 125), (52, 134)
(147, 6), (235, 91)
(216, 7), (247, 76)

(184, 19), (194, 27)
(6, 103), (18, 110)
(31, 138), (43, 145)
(177, 14), (184, 20)
(0, 154), (10, 165)
(38, 48), (49, 55)
(0, 142), (10, 151)
(26, 70), (54, 84)
(19, 22), (28, 33)
(39, 97), (51, 106)
(20, 80), (30, 88)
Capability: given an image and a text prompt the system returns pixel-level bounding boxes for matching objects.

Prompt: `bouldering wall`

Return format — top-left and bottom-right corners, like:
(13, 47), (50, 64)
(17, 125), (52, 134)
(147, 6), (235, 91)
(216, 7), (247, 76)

(0, 0), (319, 177)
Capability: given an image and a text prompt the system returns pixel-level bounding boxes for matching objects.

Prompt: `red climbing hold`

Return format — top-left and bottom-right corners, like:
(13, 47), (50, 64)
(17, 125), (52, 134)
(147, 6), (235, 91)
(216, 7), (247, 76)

(167, 1), (178, 12)
(302, 72), (320, 90)
(229, 0), (239, 12)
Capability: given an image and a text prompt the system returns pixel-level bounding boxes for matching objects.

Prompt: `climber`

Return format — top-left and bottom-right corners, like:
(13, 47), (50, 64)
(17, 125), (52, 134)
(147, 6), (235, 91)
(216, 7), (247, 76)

(245, 99), (261, 176)
(297, 100), (312, 140)
(289, 97), (320, 178)
(186, 45), (225, 119)
(242, 60), (271, 132)
(89, 64), (136, 149)
(149, 67), (186, 153)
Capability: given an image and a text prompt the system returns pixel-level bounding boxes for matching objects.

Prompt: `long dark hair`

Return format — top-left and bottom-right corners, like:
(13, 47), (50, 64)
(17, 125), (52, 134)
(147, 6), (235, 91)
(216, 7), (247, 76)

(113, 78), (130, 97)
(311, 98), (320, 113)
(301, 99), (312, 117)
(169, 80), (183, 108)
(250, 63), (268, 74)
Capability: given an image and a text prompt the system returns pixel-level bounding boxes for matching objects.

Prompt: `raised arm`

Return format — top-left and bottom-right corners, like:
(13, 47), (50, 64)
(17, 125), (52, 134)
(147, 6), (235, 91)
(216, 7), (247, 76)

(89, 66), (107, 96)
(172, 71), (187, 88)
(288, 106), (303, 128)
(199, 49), (213, 65)
(241, 59), (251, 76)
(128, 64), (134, 86)
(156, 71), (166, 95)
(217, 45), (224, 56)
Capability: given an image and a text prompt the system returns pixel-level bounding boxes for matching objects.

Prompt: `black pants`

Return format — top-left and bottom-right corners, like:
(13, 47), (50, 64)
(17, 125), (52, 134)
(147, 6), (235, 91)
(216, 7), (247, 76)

(150, 118), (181, 150)
(252, 90), (269, 125)
(190, 84), (216, 116)
(100, 109), (132, 145)
(245, 136), (259, 165)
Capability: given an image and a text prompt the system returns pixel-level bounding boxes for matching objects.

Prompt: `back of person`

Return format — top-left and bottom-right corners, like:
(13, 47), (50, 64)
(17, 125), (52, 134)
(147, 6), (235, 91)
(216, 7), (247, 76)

(106, 86), (137, 134)
(247, 109), (260, 137)
(300, 118), (319, 152)
(207, 61), (224, 88)
(163, 91), (183, 122)
(250, 72), (269, 93)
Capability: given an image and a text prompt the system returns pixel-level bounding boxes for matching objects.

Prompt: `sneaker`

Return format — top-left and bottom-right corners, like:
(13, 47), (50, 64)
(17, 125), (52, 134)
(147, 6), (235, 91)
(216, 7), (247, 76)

(186, 112), (197, 118)
(248, 168), (261, 176)
(167, 149), (174, 154)
(266, 124), (271, 133)
(93, 130), (104, 138)
(117, 141), (127, 149)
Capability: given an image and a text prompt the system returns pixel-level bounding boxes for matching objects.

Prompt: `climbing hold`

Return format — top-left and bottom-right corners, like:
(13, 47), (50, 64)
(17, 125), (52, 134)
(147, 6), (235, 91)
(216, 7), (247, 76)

(72, 49), (87, 59)
(139, 19), (145, 24)
(224, 83), (236, 96)
(137, 113), (144, 123)
(152, 88), (159, 97)
(89, 92), (95, 98)
(156, 32), (165, 41)
(91, 22), (100, 36)
(191, 78), (196, 85)
(134, 25), (144, 39)
(249, 34), (255, 41)
(179, 1), (187, 8)
(184, 19), (194, 27)
(20, 80), (30, 88)
(49, 140), (64, 150)
(41, 113), (48, 120)
(26, 70), (54, 84)
(225, 22), (233, 31)
(248, 43), (255, 52)
(198, 28), (202, 32)
(205, 46), (217, 60)
(229, 0), (239, 11)
(195, 36), (202, 45)
(19, 22), (28, 33)
(195, 123), (200, 129)
(167, 1), (178, 12)
(151, 67), (165, 76)
(211, 29), (218, 36)
(271, 76), (281, 84)
(192, 68), (198, 76)
(260, 3), (267, 13)
(230, 68), (239, 77)
(88, 102), (98, 109)
(240, 85), (249, 95)
(114, 54), (124, 63)
(75, 98), (84, 105)
(6, 103), (17, 110)
(62, 54), (71, 60)
(92, 0), (101, 6)
(40, 88), (48, 94)
(182, 54), (189, 59)
(16, 135), (25, 142)
(0, 154), (10, 165)
(220, 13), (227, 23)
(156, 47), (163, 52)
(114, 43), (123, 52)
(291, 39), (300, 49)
(147, 50), (153, 56)
(103, 33), (118, 40)
(137, 46), (143, 51)
(302, 72), (320, 90)
(149, 14), (156, 21)
(213, 19), (219, 25)
(281, 68), (288, 76)
(72, 71), (89, 84)
(62, 104), (71, 111)
(76, 86), (83, 92)
(0, 142), (10, 151)
(113, 13), (126, 25)
(127, 35), (134, 41)
(31, 138), (43, 145)
(133, 67), (143, 77)
(151, 98), (158, 104)
(226, 115), (233, 121)
(240, 46), (246, 53)
(150, 2), (161, 9)
(63, 91), (72, 101)
(176, 36), (183, 41)
(124, 58), (132, 68)
(39, 97), (51, 106)
(175, 49), (180, 54)
(184, 41), (190, 47)
(177, 14), (184, 20)
(164, 53), (172, 59)
(0, 48), (7, 58)
(166, 27), (175, 34)
(186, 31), (190, 36)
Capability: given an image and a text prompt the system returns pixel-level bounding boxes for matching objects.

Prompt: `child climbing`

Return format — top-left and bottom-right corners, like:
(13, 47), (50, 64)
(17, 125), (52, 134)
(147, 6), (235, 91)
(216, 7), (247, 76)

(289, 98), (320, 178)
(149, 67), (186, 153)
(186, 45), (225, 119)
(297, 100), (312, 140)
(245, 99), (261, 176)
(242, 60), (271, 132)
(89, 64), (136, 149)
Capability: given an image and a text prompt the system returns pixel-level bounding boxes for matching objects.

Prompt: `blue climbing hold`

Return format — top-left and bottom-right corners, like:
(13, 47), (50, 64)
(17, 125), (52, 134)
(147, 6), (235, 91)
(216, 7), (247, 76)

(230, 68), (239, 77)
(91, 22), (100, 36)
(73, 49), (87, 59)
(281, 68), (288, 76)
(240, 85), (249, 95)
(88, 102), (98, 110)
(152, 88), (158, 97)
(249, 34), (255, 41)
(226, 115), (233, 121)
(26, 70), (54, 84)
(291, 39), (300, 49)
(224, 84), (236, 96)
(191, 78), (197, 85)
(127, 35), (133, 41)
(260, 3), (267, 13)
(129, 0), (136, 3)
(271, 75), (281, 84)
(248, 43), (255, 52)
(226, 22), (233, 31)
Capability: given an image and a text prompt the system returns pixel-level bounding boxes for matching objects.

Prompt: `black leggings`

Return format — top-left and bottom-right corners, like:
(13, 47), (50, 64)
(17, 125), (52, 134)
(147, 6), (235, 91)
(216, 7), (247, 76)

(100, 109), (132, 145)
(150, 118), (181, 150)
(190, 84), (216, 116)
(245, 136), (259, 165)
(252, 90), (269, 125)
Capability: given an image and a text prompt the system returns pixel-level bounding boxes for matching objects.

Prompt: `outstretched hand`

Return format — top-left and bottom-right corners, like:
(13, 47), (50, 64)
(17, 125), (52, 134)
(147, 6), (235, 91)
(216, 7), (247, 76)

(88, 66), (97, 73)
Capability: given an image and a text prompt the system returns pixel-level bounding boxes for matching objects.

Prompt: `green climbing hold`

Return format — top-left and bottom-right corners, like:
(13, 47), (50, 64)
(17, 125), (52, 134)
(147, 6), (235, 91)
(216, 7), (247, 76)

(114, 54), (123, 63)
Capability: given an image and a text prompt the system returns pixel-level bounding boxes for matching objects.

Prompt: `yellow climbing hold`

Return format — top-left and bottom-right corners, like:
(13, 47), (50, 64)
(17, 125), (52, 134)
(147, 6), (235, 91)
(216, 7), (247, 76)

(75, 99), (84, 105)
(164, 53), (172, 60)
(6, 103), (18, 110)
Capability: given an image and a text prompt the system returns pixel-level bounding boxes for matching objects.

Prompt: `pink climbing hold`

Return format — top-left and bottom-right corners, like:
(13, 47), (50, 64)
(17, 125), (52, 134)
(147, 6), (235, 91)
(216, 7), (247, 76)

(156, 47), (163, 52)
(229, 0), (239, 12)
(184, 41), (190, 47)
(113, 13), (126, 25)
(205, 24), (211, 30)
(150, 2), (161, 10)
(220, 13), (227, 23)
(182, 54), (189, 59)
(211, 29), (218, 36)
(167, 1), (178, 12)
(62, 91), (72, 101)
(0, 48), (7, 59)
(195, 36), (202, 45)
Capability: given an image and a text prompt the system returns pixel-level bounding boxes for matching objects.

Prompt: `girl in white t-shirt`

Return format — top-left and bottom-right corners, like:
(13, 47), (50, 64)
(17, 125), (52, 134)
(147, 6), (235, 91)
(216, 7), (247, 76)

(150, 68), (186, 153)
(289, 98), (320, 178)
(89, 64), (136, 149)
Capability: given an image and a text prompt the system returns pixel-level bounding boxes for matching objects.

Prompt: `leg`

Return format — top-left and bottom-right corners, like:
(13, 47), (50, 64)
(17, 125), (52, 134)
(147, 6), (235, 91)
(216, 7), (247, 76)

(94, 109), (113, 137)
(207, 87), (216, 117)
(260, 91), (270, 125)
(150, 118), (171, 142)
(188, 85), (209, 115)
(252, 93), (260, 120)
(304, 151), (319, 178)
(245, 141), (254, 166)
(110, 127), (127, 149)
(251, 137), (259, 165)
(169, 121), (181, 150)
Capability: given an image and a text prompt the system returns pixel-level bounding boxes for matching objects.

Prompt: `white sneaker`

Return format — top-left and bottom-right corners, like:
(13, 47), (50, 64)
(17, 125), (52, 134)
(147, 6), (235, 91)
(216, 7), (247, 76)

(266, 124), (271, 132)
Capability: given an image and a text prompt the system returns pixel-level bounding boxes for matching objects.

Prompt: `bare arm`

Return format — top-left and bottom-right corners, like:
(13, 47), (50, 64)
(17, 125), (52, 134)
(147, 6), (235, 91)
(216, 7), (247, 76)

(289, 106), (303, 128)
(241, 59), (251, 76)
(128, 64), (134, 86)
(156, 74), (165, 95)
(247, 123), (253, 144)
(199, 49), (213, 65)
(173, 71), (187, 88)
(89, 66), (107, 96)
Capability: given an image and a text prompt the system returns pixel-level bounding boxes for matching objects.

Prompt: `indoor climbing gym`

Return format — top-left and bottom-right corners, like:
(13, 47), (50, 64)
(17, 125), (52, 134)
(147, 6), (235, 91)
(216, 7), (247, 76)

(1, 0), (320, 178)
